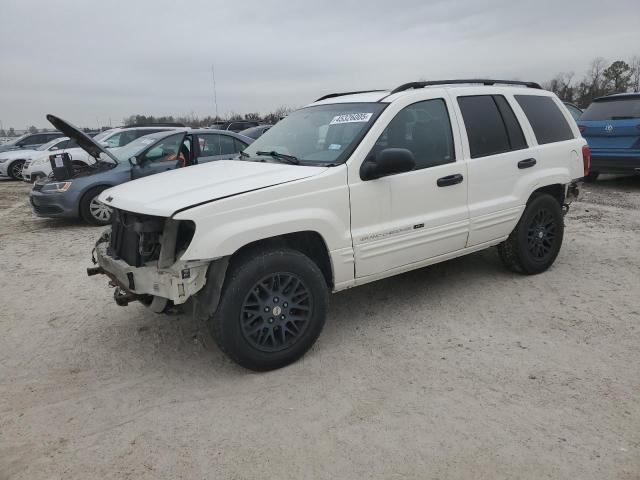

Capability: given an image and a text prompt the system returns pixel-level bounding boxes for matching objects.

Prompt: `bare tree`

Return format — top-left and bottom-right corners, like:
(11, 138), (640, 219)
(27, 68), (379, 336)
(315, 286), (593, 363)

(244, 112), (261, 121)
(543, 72), (575, 102)
(28, 125), (38, 133)
(630, 55), (640, 91)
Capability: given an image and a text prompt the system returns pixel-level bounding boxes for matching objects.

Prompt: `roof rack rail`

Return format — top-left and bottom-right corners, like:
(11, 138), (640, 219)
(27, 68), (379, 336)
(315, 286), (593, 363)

(315, 90), (386, 102)
(389, 79), (542, 95)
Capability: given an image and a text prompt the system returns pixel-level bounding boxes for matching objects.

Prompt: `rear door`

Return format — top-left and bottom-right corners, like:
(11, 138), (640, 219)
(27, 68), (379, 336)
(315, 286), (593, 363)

(453, 93), (534, 246)
(195, 133), (247, 164)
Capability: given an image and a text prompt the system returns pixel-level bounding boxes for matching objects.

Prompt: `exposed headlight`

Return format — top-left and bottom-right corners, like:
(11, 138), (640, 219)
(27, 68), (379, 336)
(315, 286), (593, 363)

(41, 181), (72, 192)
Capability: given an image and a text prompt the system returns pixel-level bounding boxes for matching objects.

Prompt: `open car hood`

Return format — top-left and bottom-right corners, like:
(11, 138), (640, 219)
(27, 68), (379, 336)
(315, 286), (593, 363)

(46, 114), (119, 163)
(99, 160), (328, 217)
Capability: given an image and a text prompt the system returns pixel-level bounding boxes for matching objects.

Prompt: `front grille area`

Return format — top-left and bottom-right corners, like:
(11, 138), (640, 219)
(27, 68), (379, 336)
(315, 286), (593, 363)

(109, 209), (166, 267)
(32, 202), (63, 215)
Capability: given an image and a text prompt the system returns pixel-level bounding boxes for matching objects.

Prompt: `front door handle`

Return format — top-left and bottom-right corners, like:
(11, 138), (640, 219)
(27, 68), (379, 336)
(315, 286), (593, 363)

(437, 173), (464, 187)
(518, 158), (537, 169)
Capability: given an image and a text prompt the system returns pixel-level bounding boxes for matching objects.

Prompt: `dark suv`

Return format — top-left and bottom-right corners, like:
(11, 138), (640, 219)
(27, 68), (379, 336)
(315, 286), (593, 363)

(0, 131), (64, 153)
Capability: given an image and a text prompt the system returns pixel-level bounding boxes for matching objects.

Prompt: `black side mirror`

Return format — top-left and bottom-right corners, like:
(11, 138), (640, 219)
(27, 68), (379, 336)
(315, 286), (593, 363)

(360, 148), (416, 181)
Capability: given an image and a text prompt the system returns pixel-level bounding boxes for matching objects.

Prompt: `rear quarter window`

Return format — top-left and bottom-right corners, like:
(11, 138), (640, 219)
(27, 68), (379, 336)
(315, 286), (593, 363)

(515, 95), (574, 144)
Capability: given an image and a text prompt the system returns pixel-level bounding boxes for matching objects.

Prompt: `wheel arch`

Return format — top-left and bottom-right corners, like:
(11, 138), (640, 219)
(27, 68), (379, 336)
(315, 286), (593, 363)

(78, 183), (116, 216)
(230, 231), (334, 289)
(528, 183), (565, 205)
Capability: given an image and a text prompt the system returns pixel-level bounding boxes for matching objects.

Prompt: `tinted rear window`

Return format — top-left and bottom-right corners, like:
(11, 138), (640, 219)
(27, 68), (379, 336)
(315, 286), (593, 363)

(458, 95), (511, 158)
(515, 95), (574, 144)
(580, 98), (640, 120)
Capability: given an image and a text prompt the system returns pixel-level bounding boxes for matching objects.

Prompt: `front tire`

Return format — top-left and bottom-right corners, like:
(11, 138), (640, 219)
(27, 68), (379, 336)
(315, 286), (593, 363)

(209, 247), (328, 371)
(79, 186), (113, 226)
(498, 193), (564, 275)
(8, 160), (25, 180)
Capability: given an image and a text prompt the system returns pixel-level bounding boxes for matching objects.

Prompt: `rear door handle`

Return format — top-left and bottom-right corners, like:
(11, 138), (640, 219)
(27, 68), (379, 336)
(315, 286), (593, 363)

(518, 158), (537, 169)
(437, 173), (464, 187)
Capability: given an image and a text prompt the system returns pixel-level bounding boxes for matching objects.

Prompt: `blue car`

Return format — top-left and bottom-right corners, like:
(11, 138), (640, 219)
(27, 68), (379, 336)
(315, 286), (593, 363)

(577, 93), (640, 181)
(30, 115), (253, 225)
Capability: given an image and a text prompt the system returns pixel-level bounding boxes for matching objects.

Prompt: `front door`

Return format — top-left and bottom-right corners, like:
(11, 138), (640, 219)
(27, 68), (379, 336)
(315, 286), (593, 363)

(349, 97), (469, 278)
(131, 133), (189, 179)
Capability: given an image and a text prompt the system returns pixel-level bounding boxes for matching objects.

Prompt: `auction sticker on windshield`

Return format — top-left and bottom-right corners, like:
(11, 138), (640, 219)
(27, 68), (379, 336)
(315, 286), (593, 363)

(330, 113), (373, 125)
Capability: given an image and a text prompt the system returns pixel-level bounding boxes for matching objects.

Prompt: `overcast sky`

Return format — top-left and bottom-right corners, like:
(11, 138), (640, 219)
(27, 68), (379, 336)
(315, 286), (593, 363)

(1, 0), (639, 129)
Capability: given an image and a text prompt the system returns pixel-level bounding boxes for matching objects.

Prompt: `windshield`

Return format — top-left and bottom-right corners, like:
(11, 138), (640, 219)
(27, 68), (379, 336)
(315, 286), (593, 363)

(243, 103), (386, 164)
(92, 129), (115, 142)
(581, 98), (640, 120)
(36, 137), (67, 151)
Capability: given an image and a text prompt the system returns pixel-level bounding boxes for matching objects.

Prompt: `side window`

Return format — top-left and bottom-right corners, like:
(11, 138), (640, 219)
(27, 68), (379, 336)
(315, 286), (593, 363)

(372, 98), (455, 170)
(219, 135), (236, 155)
(197, 134), (222, 156)
(515, 95), (574, 144)
(458, 95), (511, 158)
(234, 138), (248, 153)
(142, 134), (186, 163)
(21, 134), (46, 145)
(50, 140), (69, 150)
(493, 96), (527, 151)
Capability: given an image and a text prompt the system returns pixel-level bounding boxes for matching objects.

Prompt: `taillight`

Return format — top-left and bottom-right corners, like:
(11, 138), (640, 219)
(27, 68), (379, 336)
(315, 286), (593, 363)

(578, 125), (586, 133)
(582, 144), (591, 177)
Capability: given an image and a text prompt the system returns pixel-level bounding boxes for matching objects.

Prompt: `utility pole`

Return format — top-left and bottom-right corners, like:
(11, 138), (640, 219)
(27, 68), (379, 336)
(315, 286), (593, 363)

(211, 64), (219, 121)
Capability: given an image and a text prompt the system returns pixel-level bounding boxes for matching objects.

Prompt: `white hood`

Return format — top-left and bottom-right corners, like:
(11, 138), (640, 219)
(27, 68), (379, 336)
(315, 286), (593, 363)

(100, 160), (328, 217)
(0, 149), (37, 161)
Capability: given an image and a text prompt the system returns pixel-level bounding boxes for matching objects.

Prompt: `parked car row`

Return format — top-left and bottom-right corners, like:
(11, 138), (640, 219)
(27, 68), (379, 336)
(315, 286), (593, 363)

(29, 117), (254, 225)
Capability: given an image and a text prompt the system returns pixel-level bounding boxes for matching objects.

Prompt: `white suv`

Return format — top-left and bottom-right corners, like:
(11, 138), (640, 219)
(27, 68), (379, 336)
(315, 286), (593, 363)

(88, 79), (588, 371)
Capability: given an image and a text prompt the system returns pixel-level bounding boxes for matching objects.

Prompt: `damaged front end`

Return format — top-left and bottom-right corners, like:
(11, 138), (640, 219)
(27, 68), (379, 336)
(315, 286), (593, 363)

(88, 208), (210, 310)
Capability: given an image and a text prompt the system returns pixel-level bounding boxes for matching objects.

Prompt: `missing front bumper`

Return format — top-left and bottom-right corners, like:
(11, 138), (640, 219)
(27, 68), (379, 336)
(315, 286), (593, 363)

(90, 238), (209, 305)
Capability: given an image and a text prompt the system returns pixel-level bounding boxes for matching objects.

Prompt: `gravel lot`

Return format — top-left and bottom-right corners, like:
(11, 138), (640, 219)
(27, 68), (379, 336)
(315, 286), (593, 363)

(1, 176), (639, 479)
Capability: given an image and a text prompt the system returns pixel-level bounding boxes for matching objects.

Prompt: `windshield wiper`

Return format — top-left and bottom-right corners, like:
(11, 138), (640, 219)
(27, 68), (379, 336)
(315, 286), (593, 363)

(239, 151), (250, 158)
(256, 150), (300, 165)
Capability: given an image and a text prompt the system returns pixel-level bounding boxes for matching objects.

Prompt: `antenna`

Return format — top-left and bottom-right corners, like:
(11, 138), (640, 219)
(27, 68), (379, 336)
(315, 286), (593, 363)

(211, 63), (219, 121)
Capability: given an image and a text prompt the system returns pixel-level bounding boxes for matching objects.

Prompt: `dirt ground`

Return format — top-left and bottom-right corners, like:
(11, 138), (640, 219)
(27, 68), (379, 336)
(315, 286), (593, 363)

(0, 175), (638, 480)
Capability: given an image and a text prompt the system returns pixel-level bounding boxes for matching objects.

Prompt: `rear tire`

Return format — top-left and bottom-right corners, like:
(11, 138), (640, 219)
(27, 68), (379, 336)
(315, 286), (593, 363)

(208, 247), (328, 371)
(8, 160), (25, 180)
(584, 171), (599, 182)
(79, 186), (112, 226)
(498, 193), (564, 275)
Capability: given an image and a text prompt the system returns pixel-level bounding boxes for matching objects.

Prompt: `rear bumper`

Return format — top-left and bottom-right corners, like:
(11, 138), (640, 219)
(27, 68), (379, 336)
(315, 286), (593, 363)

(590, 151), (640, 173)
